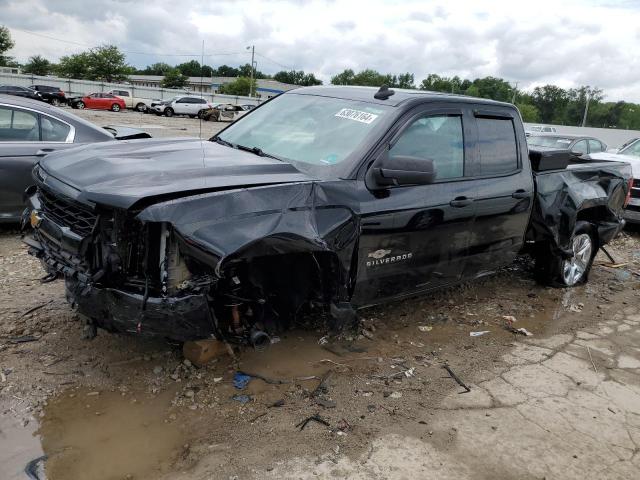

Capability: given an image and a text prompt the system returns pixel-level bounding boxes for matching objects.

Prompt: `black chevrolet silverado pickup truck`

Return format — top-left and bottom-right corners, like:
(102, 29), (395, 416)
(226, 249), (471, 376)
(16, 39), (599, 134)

(22, 86), (633, 345)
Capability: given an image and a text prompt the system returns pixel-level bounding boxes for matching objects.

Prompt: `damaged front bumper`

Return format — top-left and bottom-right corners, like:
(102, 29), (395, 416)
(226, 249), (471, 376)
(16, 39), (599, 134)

(65, 279), (215, 341)
(24, 190), (218, 342)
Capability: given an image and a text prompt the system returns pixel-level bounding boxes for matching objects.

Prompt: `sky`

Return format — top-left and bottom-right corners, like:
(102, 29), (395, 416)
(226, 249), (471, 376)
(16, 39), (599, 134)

(2, 0), (640, 102)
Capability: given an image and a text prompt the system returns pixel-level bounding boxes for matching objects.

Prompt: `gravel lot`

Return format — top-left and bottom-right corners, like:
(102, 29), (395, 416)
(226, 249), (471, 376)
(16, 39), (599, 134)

(66, 105), (228, 139)
(1, 109), (639, 479)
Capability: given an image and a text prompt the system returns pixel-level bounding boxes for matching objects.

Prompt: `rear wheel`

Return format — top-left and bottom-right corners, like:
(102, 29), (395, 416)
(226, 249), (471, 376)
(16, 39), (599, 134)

(197, 109), (205, 119)
(50, 98), (60, 107)
(165, 107), (174, 117)
(111, 103), (121, 112)
(135, 103), (146, 112)
(535, 221), (597, 287)
(76, 101), (85, 109)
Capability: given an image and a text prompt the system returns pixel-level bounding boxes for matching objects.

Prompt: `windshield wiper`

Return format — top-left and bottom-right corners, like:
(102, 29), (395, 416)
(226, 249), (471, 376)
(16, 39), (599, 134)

(235, 144), (284, 162)
(211, 137), (283, 162)
(211, 136), (235, 148)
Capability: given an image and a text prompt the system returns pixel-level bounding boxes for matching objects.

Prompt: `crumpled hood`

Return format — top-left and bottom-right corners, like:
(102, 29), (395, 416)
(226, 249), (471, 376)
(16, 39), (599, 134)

(39, 137), (314, 209)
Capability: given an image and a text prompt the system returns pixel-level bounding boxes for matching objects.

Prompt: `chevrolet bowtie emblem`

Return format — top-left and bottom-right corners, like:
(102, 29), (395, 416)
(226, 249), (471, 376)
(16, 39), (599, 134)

(368, 249), (391, 259)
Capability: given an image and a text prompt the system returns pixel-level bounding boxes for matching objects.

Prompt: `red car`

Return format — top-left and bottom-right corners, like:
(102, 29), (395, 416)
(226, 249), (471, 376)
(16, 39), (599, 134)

(70, 93), (126, 112)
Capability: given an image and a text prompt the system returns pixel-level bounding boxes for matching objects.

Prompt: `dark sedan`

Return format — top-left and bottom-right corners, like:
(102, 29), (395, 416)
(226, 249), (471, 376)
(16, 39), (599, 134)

(0, 85), (43, 101)
(0, 95), (151, 222)
(527, 134), (607, 158)
(30, 85), (67, 106)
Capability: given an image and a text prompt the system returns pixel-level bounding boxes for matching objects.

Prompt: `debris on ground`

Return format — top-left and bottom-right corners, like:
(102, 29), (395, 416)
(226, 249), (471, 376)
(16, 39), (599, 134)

(568, 303), (584, 313)
(183, 339), (228, 366)
(232, 394), (251, 405)
(417, 325), (433, 332)
(470, 331), (490, 337)
(296, 414), (330, 431)
(233, 372), (252, 390)
(443, 365), (471, 394)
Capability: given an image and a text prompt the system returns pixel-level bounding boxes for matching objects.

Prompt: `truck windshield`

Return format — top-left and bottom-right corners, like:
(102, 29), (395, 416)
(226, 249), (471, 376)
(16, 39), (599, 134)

(215, 93), (392, 173)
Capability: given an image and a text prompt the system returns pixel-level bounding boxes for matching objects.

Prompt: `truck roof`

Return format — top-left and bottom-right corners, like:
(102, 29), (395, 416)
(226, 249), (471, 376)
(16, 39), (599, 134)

(291, 85), (514, 108)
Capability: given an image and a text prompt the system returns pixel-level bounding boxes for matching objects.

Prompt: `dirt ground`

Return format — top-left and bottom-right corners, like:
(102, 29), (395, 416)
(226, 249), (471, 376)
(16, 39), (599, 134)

(1, 221), (640, 479)
(66, 105), (227, 139)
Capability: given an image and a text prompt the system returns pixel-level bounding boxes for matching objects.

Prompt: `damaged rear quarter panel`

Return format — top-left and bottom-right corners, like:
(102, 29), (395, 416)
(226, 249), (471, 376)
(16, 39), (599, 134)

(136, 180), (361, 298)
(528, 162), (631, 253)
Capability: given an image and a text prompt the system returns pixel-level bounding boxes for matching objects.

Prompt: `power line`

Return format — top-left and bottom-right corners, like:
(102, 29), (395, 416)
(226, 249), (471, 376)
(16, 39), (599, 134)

(9, 27), (244, 57)
(255, 52), (293, 70)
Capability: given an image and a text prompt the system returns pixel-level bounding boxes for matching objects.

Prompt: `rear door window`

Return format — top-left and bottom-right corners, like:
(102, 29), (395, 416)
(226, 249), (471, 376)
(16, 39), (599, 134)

(41, 116), (71, 142)
(588, 139), (604, 153)
(571, 140), (588, 155)
(477, 117), (518, 175)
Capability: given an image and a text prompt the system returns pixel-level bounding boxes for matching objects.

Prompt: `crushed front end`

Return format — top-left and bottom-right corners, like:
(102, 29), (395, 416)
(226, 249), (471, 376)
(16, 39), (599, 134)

(23, 185), (217, 341)
(22, 178), (281, 344)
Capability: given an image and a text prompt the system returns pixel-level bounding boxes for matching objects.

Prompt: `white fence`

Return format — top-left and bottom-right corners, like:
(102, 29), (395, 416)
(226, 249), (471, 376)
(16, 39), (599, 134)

(0, 72), (263, 107)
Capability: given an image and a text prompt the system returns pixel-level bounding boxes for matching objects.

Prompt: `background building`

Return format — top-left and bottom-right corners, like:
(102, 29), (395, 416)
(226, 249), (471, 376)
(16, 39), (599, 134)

(127, 75), (296, 98)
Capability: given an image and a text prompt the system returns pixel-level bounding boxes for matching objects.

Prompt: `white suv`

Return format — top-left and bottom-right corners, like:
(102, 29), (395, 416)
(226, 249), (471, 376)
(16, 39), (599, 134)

(153, 96), (213, 118)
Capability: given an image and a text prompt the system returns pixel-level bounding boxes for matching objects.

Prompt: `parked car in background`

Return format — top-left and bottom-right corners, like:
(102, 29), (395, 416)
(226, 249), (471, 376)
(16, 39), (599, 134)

(525, 125), (557, 136)
(106, 89), (153, 112)
(202, 103), (248, 122)
(153, 95), (213, 118)
(0, 95), (150, 222)
(30, 85), (67, 106)
(590, 138), (640, 223)
(0, 85), (43, 101)
(527, 134), (607, 159)
(69, 93), (126, 112)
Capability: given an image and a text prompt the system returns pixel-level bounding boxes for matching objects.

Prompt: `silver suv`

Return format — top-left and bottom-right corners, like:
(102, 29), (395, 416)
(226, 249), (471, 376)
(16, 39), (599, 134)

(153, 96), (213, 118)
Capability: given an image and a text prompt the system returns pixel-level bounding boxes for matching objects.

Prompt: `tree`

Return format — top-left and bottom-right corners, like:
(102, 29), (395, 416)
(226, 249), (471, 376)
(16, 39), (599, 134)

(138, 62), (173, 75)
(23, 55), (52, 76)
(531, 85), (569, 124)
(56, 52), (91, 79)
(468, 76), (514, 102)
(87, 45), (129, 82)
(160, 68), (188, 88)
(394, 73), (415, 89)
(0, 25), (15, 65)
(213, 65), (240, 77)
(220, 77), (256, 96)
(516, 103), (540, 123)
(273, 70), (322, 86)
(331, 69), (355, 85)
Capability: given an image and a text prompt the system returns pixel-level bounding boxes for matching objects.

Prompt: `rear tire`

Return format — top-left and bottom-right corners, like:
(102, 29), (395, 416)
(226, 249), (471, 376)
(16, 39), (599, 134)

(135, 103), (146, 112)
(50, 98), (60, 107)
(197, 109), (205, 119)
(165, 108), (174, 117)
(76, 101), (85, 109)
(111, 103), (121, 112)
(535, 221), (597, 287)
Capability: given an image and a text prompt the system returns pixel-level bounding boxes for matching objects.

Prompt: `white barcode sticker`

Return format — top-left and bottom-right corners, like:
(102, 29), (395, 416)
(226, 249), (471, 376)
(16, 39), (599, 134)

(335, 108), (378, 124)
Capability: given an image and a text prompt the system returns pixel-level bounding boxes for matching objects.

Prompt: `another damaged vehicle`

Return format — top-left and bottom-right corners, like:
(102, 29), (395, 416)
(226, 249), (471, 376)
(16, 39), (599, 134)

(23, 86), (632, 346)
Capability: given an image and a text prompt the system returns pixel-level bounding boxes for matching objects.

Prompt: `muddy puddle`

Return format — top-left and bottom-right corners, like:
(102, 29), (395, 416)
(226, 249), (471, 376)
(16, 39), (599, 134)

(2, 387), (185, 480)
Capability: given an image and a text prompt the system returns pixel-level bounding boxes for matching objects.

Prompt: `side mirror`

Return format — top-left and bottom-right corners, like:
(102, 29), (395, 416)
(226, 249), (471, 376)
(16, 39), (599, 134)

(370, 154), (436, 188)
(570, 150), (584, 157)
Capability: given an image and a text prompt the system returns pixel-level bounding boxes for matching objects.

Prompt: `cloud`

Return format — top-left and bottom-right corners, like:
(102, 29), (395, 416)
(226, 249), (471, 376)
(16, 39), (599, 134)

(2, 0), (640, 101)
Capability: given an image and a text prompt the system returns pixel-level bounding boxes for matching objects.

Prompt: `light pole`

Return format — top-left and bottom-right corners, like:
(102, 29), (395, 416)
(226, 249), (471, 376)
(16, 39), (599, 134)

(581, 93), (591, 127)
(246, 45), (255, 97)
